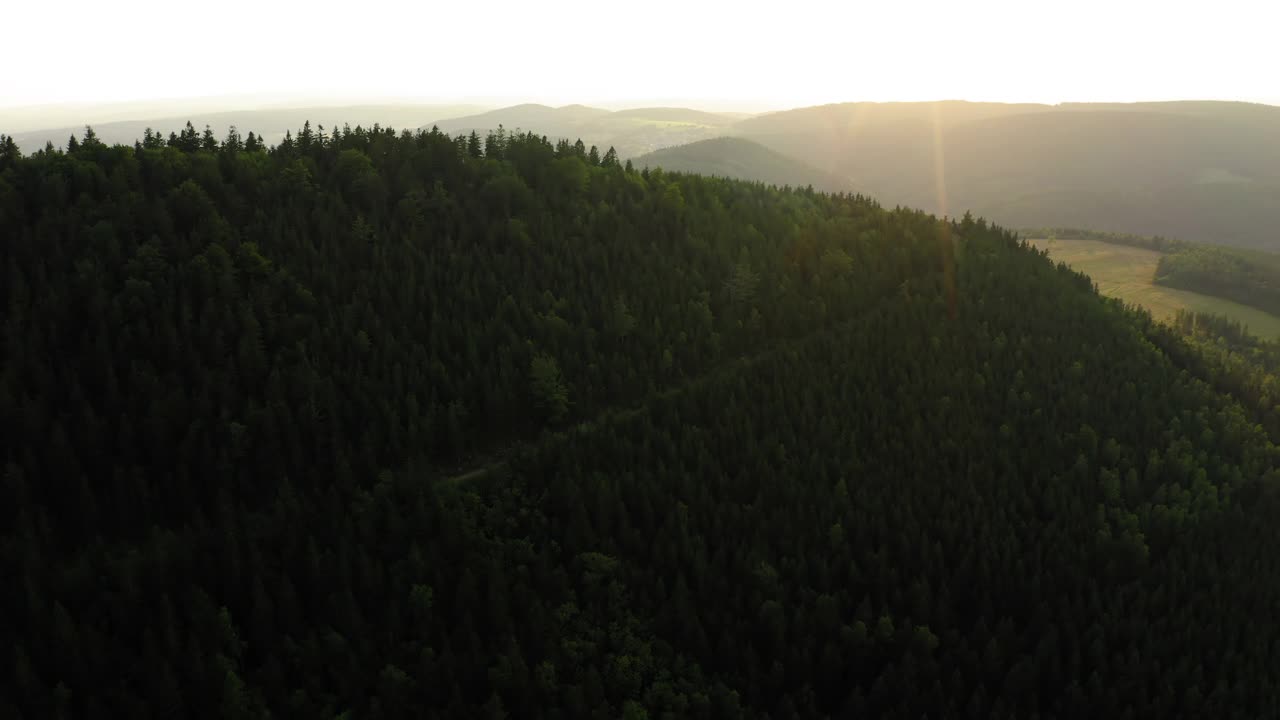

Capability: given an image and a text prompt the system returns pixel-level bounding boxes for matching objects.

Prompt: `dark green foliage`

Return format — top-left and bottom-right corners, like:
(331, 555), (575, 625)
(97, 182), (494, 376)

(529, 354), (570, 422)
(1157, 244), (1280, 317)
(4, 104), (492, 155)
(508, 241), (1280, 717)
(3, 123), (1280, 719)
(1167, 310), (1280, 439)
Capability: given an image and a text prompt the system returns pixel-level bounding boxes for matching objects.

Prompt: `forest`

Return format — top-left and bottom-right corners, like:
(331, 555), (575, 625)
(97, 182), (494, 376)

(1156, 245), (1280, 318)
(3, 121), (1280, 718)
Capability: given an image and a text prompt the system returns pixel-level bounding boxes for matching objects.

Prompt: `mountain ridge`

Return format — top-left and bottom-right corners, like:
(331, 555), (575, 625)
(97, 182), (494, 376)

(733, 100), (1280, 248)
(633, 136), (852, 192)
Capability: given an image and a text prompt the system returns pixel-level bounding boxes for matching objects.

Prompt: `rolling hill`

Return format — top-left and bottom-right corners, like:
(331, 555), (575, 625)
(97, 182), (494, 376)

(631, 137), (852, 191)
(425, 103), (741, 157)
(15, 98), (1279, 250)
(434, 100), (1280, 250)
(734, 100), (1280, 249)
(428, 102), (610, 133)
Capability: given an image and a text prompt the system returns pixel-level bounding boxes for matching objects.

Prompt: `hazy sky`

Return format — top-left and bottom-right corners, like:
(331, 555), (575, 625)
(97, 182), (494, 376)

(3, 0), (1277, 110)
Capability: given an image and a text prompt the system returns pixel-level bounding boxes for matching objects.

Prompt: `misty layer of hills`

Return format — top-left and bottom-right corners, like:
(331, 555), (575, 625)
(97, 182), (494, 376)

(8, 98), (1279, 249)
(431, 100), (1280, 250)
(423, 104), (742, 159)
(732, 101), (1280, 249)
(631, 138), (850, 192)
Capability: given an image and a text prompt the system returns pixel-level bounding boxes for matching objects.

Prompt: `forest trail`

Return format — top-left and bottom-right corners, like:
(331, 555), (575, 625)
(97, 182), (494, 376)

(441, 289), (907, 485)
(440, 343), (782, 485)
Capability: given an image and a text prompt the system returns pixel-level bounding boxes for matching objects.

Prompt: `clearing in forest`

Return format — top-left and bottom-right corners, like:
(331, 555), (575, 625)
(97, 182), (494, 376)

(1028, 237), (1280, 338)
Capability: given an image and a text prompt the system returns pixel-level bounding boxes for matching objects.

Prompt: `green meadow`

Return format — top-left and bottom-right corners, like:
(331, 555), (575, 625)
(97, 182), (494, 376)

(1028, 237), (1280, 338)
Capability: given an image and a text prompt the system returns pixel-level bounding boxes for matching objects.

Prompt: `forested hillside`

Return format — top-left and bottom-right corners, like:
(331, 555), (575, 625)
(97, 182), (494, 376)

(633, 138), (851, 192)
(3, 123), (1280, 718)
(1157, 244), (1280, 317)
(734, 101), (1280, 249)
(1171, 310), (1280, 438)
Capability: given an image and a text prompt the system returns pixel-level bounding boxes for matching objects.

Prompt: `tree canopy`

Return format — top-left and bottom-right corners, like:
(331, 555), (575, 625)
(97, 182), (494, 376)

(3, 123), (1280, 718)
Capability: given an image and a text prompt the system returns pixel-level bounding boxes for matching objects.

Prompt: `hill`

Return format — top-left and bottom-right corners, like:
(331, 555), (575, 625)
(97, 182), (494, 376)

(734, 100), (1280, 250)
(16, 98), (1279, 251)
(426, 103), (738, 157)
(428, 102), (611, 135)
(609, 106), (738, 124)
(4, 125), (1280, 718)
(632, 137), (852, 191)
(4, 104), (486, 153)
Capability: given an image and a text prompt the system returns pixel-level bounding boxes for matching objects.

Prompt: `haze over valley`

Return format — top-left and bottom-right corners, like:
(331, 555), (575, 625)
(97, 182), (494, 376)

(11, 97), (1279, 251)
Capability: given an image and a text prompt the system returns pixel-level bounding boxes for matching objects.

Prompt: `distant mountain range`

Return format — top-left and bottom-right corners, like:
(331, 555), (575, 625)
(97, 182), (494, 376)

(733, 101), (1280, 249)
(7, 99), (1280, 249)
(423, 104), (740, 158)
(426, 100), (1280, 248)
(632, 137), (851, 192)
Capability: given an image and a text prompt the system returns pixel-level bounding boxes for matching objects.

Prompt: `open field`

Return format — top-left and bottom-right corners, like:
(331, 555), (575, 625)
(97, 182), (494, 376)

(1028, 238), (1280, 338)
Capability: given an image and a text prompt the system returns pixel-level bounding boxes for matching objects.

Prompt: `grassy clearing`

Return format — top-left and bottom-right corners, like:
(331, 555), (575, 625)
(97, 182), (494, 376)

(1028, 238), (1280, 338)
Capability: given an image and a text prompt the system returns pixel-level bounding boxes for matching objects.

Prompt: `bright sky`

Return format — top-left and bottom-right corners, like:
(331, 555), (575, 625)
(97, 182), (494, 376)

(3, 0), (1277, 110)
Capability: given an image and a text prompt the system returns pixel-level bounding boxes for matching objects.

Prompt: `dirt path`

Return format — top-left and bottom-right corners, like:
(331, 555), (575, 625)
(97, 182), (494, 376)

(439, 288), (906, 485)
